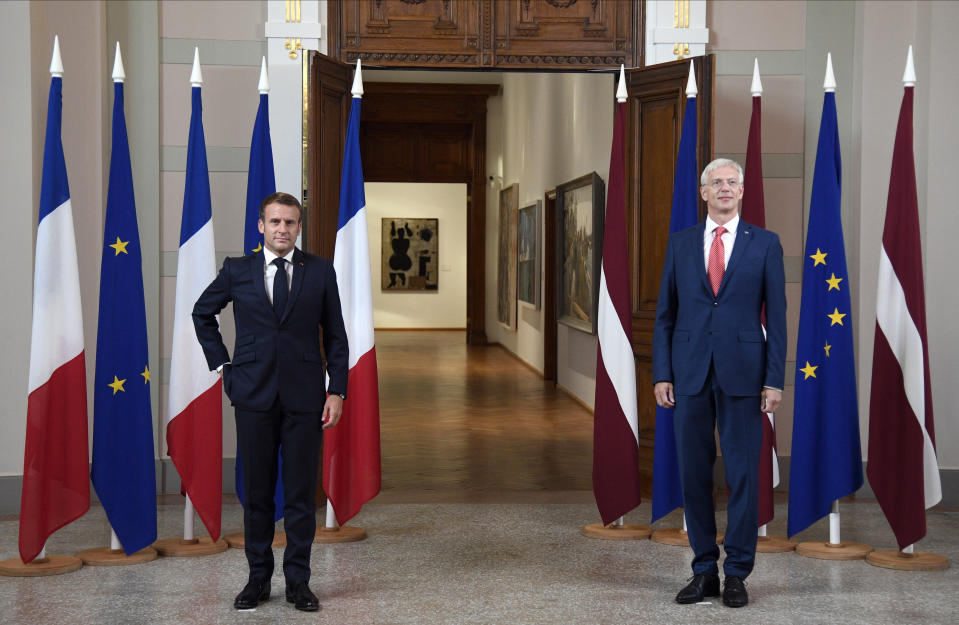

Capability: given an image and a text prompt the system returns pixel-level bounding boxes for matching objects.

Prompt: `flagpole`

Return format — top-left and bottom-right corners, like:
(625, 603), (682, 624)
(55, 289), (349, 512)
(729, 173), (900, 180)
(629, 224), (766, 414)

(223, 56), (288, 552)
(316, 59), (376, 544)
(743, 58), (794, 553)
(865, 45), (948, 572)
(649, 62), (721, 548)
(583, 65), (649, 541)
(790, 53), (870, 561)
(0, 35), (86, 578)
(153, 48), (227, 558)
(78, 42), (158, 567)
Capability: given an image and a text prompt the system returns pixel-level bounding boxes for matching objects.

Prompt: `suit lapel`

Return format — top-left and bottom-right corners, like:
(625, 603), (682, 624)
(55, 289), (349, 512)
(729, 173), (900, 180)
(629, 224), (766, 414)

(282, 248), (306, 324)
(695, 221), (714, 297)
(717, 219), (754, 296)
(250, 251), (274, 315)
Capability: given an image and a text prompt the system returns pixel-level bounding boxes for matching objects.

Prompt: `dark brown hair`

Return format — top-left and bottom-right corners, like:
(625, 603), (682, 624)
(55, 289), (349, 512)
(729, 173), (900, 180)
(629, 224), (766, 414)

(259, 192), (302, 222)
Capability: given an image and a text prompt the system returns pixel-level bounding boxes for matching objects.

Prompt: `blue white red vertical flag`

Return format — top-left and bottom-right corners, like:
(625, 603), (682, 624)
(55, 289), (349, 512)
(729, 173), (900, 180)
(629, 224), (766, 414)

(867, 46), (941, 549)
(592, 66), (642, 525)
(90, 44), (157, 554)
(235, 57), (284, 521)
(651, 62), (698, 523)
(325, 60), (382, 525)
(165, 49), (222, 540)
(740, 59), (780, 528)
(788, 54), (863, 538)
(19, 36), (90, 564)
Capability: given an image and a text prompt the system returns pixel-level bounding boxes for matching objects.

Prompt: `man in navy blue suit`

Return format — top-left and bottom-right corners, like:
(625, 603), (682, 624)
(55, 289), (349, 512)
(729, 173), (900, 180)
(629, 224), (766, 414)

(653, 159), (786, 608)
(193, 192), (348, 612)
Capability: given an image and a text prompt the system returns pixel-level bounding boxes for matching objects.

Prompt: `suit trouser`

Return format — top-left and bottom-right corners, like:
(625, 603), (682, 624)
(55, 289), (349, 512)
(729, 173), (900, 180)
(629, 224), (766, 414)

(674, 364), (763, 578)
(235, 397), (322, 584)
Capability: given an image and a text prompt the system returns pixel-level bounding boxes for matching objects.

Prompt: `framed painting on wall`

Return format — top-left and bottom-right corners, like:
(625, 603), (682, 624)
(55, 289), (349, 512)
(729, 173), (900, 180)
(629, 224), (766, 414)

(381, 218), (439, 291)
(497, 183), (519, 330)
(517, 200), (541, 309)
(555, 172), (605, 334)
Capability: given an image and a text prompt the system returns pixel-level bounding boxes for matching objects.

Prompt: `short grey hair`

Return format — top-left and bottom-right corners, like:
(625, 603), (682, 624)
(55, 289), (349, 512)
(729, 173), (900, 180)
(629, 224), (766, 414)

(700, 158), (744, 186)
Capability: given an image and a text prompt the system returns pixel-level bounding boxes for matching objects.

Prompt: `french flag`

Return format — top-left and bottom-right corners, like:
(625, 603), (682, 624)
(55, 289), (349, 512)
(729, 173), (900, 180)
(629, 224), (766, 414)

(19, 36), (90, 564)
(165, 49), (222, 540)
(324, 61), (382, 526)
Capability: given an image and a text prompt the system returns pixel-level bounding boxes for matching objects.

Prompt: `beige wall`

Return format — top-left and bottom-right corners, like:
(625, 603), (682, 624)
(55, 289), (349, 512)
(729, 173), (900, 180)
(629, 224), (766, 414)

(485, 72), (615, 406)
(365, 183), (468, 329)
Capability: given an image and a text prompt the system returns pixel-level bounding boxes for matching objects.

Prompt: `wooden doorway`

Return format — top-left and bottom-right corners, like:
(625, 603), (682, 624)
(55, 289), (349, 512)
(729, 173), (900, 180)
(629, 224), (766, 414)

(305, 58), (498, 344)
(624, 56), (714, 490)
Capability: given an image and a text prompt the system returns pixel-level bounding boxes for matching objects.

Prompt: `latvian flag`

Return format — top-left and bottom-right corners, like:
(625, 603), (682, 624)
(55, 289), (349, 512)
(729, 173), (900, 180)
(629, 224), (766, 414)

(867, 53), (940, 549)
(592, 83), (642, 526)
(20, 36), (90, 563)
(165, 51), (222, 540)
(324, 61), (382, 526)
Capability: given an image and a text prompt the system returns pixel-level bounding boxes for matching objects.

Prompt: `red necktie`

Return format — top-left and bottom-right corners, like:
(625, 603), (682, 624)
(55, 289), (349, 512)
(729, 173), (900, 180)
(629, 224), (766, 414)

(708, 226), (727, 296)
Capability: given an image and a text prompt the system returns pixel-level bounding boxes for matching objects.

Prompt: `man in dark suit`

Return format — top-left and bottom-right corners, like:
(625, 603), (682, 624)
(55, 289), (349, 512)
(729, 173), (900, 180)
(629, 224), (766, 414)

(193, 192), (348, 612)
(653, 159), (786, 608)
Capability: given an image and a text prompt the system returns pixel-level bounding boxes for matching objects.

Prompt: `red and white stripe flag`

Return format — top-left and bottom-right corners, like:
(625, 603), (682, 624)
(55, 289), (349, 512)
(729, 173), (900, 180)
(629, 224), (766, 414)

(741, 59), (780, 528)
(19, 37), (90, 563)
(592, 67), (642, 525)
(867, 47), (940, 550)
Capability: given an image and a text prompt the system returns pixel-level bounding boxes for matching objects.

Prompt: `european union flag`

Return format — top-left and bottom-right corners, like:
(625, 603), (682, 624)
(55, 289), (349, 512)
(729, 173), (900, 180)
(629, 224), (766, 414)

(651, 87), (698, 523)
(787, 90), (863, 538)
(91, 76), (157, 554)
(235, 73), (284, 521)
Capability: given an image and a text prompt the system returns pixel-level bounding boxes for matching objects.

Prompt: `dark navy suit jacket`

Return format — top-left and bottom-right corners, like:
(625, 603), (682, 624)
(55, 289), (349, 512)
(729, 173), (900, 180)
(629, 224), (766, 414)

(652, 219), (786, 397)
(192, 248), (349, 412)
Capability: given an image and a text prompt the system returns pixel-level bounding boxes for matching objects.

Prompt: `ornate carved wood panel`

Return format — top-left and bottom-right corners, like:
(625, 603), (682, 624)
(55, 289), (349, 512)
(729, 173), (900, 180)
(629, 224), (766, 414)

(329, 0), (641, 70)
(624, 55), (713, 492)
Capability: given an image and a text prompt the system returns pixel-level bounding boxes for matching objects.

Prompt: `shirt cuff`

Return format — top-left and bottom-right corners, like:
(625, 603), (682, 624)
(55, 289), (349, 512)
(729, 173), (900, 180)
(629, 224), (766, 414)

(216, 362), (229, 373)
(762, 385), (782, 392)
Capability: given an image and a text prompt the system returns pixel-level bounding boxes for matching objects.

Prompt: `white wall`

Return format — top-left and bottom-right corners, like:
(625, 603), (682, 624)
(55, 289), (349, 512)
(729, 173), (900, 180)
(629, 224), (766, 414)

(853, 0), (959, 469)
(365, 183), (467, 328)
(486, 72), (614, 406)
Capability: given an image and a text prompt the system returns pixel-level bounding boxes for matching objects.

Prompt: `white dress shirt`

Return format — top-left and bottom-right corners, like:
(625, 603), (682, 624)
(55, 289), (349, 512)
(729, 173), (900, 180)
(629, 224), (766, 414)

(263, 246), (295, 305)
(703, 213), (739, 271)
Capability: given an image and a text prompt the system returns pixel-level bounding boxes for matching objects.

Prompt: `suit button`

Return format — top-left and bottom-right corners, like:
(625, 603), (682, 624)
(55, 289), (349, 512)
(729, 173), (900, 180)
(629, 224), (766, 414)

(713, 301), (718, 307)
(708, 331), (712, 335)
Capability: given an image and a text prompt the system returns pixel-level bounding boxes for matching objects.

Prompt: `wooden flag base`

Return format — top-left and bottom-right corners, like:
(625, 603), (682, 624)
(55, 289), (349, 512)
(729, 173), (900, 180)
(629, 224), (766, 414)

(581, 523), (652, 540)
(224, 531), (287, 549)
(77, 546), (157, 566)
(866, 549), (950, 571)
(153, 536), (229, 557)
(756, 534), (796, 553)
(315, 525), (367, 543)
(650, 527), (724, 546)
(0, 554), (83, 577)
(795, 540), (872, 560)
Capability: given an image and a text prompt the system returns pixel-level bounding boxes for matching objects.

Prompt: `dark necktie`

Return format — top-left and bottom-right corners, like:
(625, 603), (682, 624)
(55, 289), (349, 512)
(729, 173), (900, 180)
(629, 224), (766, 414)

(272, 257), (288, 317)
(708, 226), (727, 296)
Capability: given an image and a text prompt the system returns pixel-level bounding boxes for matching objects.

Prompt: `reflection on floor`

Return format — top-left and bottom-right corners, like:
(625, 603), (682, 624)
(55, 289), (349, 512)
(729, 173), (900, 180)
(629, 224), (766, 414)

(2, 331), (957, 624)
(376, 330), (593, 500)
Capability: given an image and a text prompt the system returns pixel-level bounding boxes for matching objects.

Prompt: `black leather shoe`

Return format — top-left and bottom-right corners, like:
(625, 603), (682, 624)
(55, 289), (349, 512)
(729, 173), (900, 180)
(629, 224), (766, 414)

(286, 582), (320, 612)
(234, 580), (270, 610)
(723, 575), (749, 608)
(675, 573), (720, 604)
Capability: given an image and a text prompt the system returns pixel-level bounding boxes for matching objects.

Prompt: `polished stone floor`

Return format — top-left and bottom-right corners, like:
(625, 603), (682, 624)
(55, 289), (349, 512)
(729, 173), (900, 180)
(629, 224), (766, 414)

(1, 498), (957, 625)
(3, 332), (957, 623)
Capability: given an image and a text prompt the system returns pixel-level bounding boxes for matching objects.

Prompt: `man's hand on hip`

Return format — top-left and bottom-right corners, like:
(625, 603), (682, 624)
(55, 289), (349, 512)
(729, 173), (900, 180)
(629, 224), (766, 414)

(322, 394), (344, 429)
(761, 388), (782, 413)
(654, 382), (675, 409)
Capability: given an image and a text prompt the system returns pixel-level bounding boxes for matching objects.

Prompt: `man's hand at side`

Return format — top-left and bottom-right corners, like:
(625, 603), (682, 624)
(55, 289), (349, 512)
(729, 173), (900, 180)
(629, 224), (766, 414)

(761, 388), (782, 413)
(322, 394), (344, 429)
(654, 382), (675, 409)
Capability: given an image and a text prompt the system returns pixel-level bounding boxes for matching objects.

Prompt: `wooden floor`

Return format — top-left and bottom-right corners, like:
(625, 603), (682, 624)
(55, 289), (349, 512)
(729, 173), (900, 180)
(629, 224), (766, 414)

(374, 330), (594, 501)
